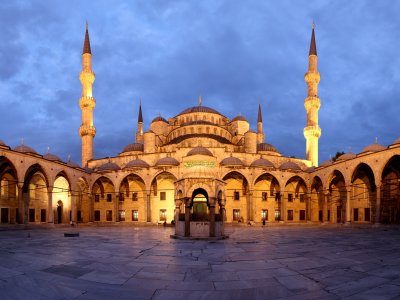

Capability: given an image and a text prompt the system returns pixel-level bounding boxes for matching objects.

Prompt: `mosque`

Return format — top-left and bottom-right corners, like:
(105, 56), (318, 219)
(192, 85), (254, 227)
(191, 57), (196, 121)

(0, 25), (399, 237)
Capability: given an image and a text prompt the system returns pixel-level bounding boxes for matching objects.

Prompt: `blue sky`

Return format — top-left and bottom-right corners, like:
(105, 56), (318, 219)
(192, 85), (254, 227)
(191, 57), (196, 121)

(0, 0), (399, 164)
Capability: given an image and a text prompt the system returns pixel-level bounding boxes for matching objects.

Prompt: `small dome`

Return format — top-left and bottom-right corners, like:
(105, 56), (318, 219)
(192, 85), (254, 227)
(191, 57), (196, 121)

(319, 160), (333, 167)
(305, 166), (316, 173)
(67, 160), (80, 168)
(97, 162), (121, 172)
(124, 159), (150, 169)
(250, 158), (275, 168)
(187, 147), (213, 157)
(122, 143), (144, 153)
(151, 116), (168, 123)
(392, 137), (400, 145)
(220, 156), (244, 166)
(84, 167), (93, 174)
(0, 139), (7, 147)
(14, 145), (37, 154)
(231, 115), (247, 122)
(43, 153), (62, 162)
(337, 152), (356, 161)
(279, 161), (301, 171)
(178, 106), (222, 116)
(155, 157), (179, 166)
(257, 143), (280, 153)
(362, 143), (386, 153)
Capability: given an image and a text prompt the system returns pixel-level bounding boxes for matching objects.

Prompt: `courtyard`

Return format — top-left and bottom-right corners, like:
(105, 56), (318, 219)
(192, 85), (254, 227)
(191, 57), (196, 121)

(0, 225), (400, 299)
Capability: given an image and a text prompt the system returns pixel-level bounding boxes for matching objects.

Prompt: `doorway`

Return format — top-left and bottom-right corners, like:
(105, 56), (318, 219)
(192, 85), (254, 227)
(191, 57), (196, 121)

(57, 200), (63, 224)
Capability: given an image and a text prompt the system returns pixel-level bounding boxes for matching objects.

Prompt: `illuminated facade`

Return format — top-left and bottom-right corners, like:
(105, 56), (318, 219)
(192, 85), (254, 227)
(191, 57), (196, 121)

(0, 25), (400, 233)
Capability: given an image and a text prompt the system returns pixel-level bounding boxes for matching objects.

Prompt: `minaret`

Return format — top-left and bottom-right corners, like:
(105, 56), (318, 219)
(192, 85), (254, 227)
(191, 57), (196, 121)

(79, 22), (96, 167)
(303, 23), (321, 167)
(257, 103), (264, 144)
(135, 100), (144, 143)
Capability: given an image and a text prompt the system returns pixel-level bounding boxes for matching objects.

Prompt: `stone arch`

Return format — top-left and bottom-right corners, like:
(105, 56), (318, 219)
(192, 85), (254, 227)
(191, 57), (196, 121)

(53, 174), (71, 224)
(310, 176), (324, 222)
(23, 164), (49, 224)
(328, 170), (347, 223)
(284, 176), (307, 222)
(150, 171), (177, 224)
(76, 176), (89, 223)
(222, 171), (249, 223)
(351, 163), (376, 223)
(0, 156), (18, 224)
(253, 173), (280, 222)
(92, 176), (116, 222)
(380, 155), (400, 224)
(118, 173), (146, 222)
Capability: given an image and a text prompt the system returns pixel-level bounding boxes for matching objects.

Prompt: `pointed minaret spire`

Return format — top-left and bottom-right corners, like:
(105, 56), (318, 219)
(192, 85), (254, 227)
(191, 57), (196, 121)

(257, 103), (264, 143)
(304, 22), (321, 167)
(309, 22), (317, 56)
(83, 21), (92, 54)
(79, 22), (96, 167)
(136, 99), (144, 143)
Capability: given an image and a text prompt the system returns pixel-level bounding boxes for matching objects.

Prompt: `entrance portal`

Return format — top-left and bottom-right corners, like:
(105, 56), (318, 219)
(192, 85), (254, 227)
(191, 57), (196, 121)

(57, 200), (63, 224)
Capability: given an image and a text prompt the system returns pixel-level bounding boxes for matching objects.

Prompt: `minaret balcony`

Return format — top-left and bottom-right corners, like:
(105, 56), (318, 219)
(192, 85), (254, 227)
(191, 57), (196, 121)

(303, 126), (321, 138)
(304, 97), (320, 110)
(80, 96), (96, 109)
(304, 71), (320, 84)
(79, 71), (95, 84)
(79, 125), (96, 137)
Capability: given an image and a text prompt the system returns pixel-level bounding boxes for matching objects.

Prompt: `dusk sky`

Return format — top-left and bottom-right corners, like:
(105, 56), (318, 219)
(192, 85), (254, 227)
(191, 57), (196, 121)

(0, 0), (399, 165)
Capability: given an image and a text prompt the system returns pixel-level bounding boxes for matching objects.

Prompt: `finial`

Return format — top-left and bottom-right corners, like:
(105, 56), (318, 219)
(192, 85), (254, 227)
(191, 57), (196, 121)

(67, 154), (71, 162)
(47, 146), (50, 154)
(86, 21), (88, 31)
(198, 95), (202, 106)
(312, 21), (315, 30)
(375, 137), (378, 144)
(21, 138), (24, 146)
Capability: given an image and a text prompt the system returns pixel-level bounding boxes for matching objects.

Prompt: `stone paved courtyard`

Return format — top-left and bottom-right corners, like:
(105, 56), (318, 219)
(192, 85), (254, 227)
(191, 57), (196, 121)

(1, 225), (400, 299)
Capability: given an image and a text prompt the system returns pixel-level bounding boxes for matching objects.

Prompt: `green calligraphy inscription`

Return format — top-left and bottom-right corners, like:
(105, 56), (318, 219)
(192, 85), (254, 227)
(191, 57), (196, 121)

(184, 161), (215, 168)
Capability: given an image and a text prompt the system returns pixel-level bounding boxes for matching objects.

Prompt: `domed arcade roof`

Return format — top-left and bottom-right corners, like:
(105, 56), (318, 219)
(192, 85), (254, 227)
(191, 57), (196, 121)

(43, 153), (62, 162)
(124, 159), (150, 169)
(121, 143), (144, 153)
(250, 158), (275, 168)
(97, 161), (121, 172)
(67, 160), (80, 168)
(257, 143), (280, 153)
(14, 145), (38, 154)
(155, 157), (179, 166)
(337, 152), (356, 161)
(187, 147), (213, 157)
(220, 156), (244, 166)
(0, 139), (7, 147)
(319, 160), (333, 167)
(279, 161), (301, 171)
(392, 137), (400, 145)
(361, 143), (386, 153)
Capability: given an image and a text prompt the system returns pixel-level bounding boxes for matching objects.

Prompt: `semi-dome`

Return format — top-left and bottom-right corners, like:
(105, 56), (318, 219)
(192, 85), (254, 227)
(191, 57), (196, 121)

(187, 147), (213, 157)
(43, 153), (62, 162)
(14, 145), (37, 154)
(178, 106), (223, 116)
(250, 158), (275, 168)
(124, 159), (150, 169)
(67, 160), (80, 168)
(320, 160), (333, 167)
(97, 162), (121, 172)
(257, 143), (280, 153)
(151, 116), (168, 123)
(220, 156), (244, 166)
(122, 143), (144, 153)
(362, 143), (386, 153)
(337, 152), (356, 161)
(279, 161), (301, 171)
(155, 157), (179, 166)
(231, 115), (247, 122)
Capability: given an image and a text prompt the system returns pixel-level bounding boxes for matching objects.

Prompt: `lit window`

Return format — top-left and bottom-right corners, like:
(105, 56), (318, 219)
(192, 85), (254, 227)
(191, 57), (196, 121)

(261, 209), (268, 221)
(132, 210), (138, 221)
(233, 209), (240, 221)
(275, 210), (281, 221)
(118, 210), (125, 221)
(160, 209), (167, 221)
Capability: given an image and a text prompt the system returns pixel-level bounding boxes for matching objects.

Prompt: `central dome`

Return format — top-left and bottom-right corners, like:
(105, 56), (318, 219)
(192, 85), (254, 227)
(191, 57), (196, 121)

(177, 106), (224, 116)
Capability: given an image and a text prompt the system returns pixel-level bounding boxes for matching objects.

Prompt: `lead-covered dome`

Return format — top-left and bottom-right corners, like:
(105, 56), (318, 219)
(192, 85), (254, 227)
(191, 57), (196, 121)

(0, 139), (7, 147)
(187, 147), (213, 157)
(14, 145), (37, 154)
(319, 160), (333, 167)
(392, 137), (400, 145)
(155, 157), (179, 166)
(279, 161), (301, 171)
(43, 153), (62, 162)
(67, 160), (80, 168)
(250, 158), (275, 168)
(220, 156), (244, 166)
(257, 143), (280, 154)
(151, 116), (168, 123)
(337, 152), (356, 161)
(178, 106), (222, 116)
(231, 115), (247, 122)
(97, 162), (121, 172)
(362, 143), (386, 153)
(124, 159), (150, 169)
(121, 143), (144, 153)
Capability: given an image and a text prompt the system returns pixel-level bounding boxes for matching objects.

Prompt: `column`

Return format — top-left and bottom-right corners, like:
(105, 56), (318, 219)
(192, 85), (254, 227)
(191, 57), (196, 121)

(184, 200), (190, 237)
(247, 191), (253, 222)
(323, 192), (328, 222)
(305, 193), (311, 221)
(17, 183), (24, 224)
(47, 187), (53, 223)
(88, 194), (94, 222)
(146, 193), (151, 222)
(376, 184), (381, 224)
(115, 194), (119, 222)
(280, 191), (285, 222)
(209, 205), (215, 237)
(220, 203), (225, 236)
(346, 188), (352, 223)
(174, 200), (181, 236)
